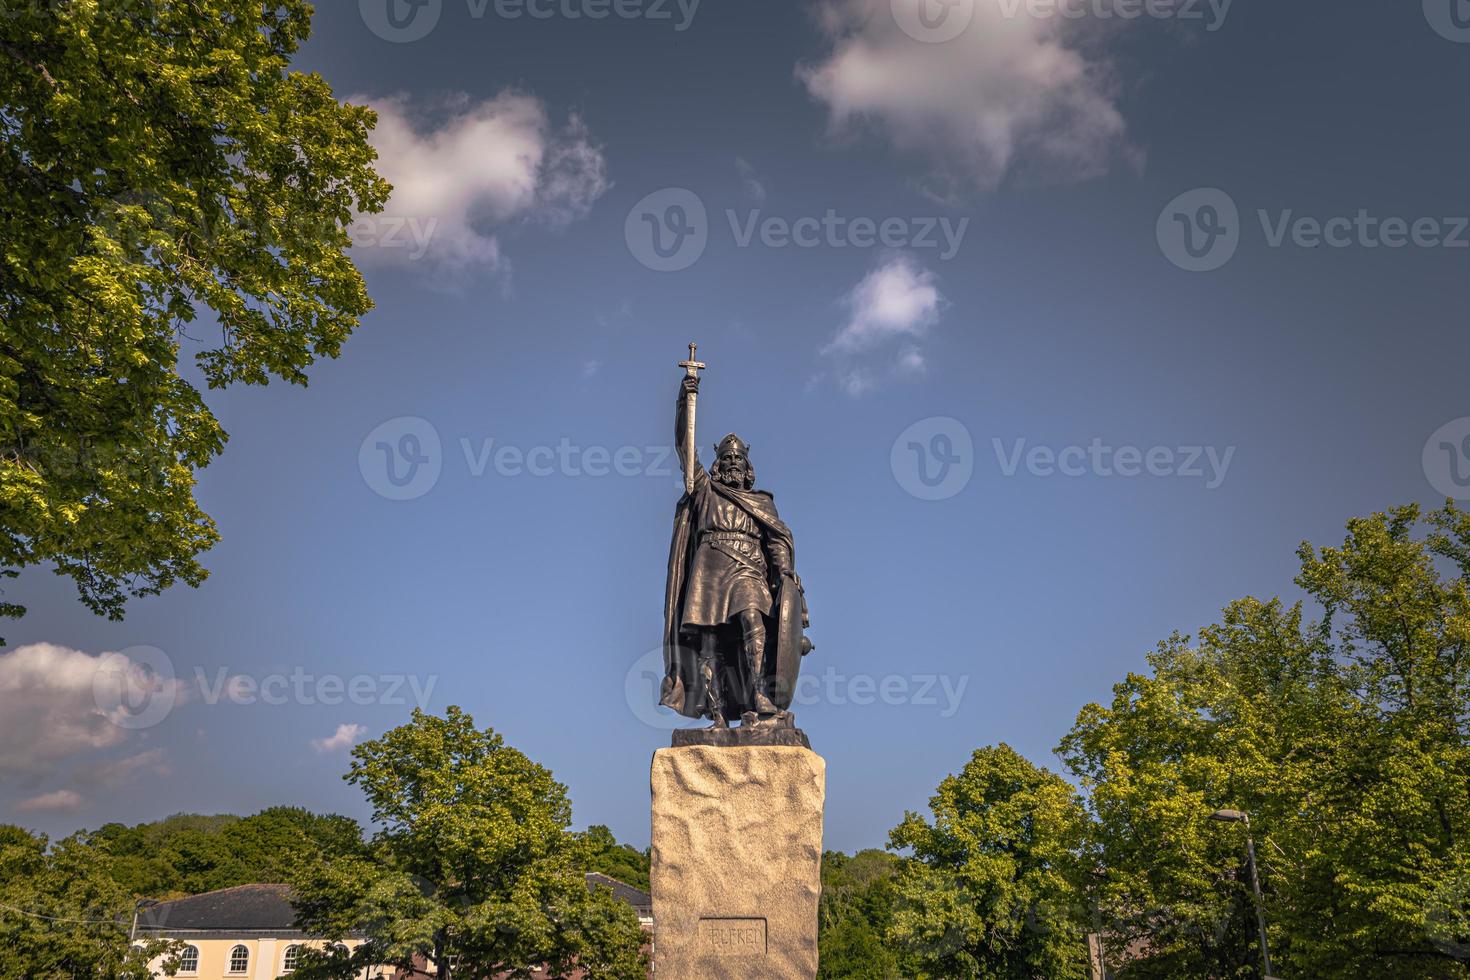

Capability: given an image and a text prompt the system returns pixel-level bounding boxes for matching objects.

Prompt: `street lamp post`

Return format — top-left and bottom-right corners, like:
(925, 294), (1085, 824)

(1209, 808), (1275, 978)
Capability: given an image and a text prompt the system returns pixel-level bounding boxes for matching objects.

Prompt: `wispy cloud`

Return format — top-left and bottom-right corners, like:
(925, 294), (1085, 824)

(826, 253), (943, 354)
(896, 345), (926, 377)
(73, 749), (170, 789)
(821, 254), (945, 396)
(16, 789), (85, 813)
(736, 157), (767, 203)
(311, 723), (367, 754)
(353, 91), (610, 285)
(594, 298), (634, 329)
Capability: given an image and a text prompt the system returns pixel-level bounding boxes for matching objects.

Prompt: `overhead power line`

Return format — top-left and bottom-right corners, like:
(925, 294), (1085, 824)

(0, 901), (128, 928)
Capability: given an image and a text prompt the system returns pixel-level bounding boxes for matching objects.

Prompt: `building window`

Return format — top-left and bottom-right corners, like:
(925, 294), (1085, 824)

(178, 944), (199, 973)
(228, 944), (250, 973)
(283, 944), (301, 971)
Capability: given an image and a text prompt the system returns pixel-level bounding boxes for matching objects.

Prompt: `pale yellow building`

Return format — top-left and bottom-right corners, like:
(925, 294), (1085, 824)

(134, 883), (387, 980)
(132, 875), (653, 979)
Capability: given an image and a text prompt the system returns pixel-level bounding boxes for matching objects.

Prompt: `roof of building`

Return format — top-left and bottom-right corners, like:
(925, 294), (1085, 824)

(136, 883), (298, 933)
(135, 875), (652, 935)
(585, 872), (651, 913)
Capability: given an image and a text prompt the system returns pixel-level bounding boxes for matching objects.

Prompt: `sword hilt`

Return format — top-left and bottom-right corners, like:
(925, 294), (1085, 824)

(679, 342), (706, 378)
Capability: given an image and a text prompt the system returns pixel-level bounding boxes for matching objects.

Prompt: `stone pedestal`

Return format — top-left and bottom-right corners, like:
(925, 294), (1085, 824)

(650, 745), (825, 979)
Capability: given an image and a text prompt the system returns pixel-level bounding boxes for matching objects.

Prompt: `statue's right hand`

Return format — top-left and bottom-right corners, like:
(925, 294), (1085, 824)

(681, 375), (701, 396)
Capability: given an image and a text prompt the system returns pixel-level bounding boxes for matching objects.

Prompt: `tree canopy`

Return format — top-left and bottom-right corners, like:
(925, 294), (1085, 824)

(578, 824), (651, 893)
(817, 848), (902, 979)
(885, 744), (1091, 979)
(288, 707), (648, 980)
(88, 806), (367, 899)
(0, 0), (389, 637)
(0, 824), (179, 980)
(809, 502), (1470, 978)
(1059, 502), (1470, 978)
(0, 795), (653, 979)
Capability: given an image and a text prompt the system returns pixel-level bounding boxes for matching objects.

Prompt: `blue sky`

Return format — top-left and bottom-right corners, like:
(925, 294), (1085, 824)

(5, 0), (1470, 854)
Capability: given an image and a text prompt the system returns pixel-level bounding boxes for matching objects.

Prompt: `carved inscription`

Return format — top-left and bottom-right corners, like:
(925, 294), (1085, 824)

(698, 917), (768, 957)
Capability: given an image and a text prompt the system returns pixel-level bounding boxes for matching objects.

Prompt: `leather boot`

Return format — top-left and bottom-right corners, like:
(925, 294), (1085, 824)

(742, 615), (778, 716)
(699, 633), (727, 728)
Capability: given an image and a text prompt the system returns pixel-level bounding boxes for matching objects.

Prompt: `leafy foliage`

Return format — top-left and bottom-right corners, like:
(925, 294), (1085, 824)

(818, 849), (902, 979)
(886, 744), (1091, 980)
(1060, 503), (1470, 978)
(578, 824), (651, 892)
(89, 806), (367, 899)
(0, 785), (645, 976)
(289, 707), (648, 980)
(0, 0), (390, 636)
(0, 825), (181, 980)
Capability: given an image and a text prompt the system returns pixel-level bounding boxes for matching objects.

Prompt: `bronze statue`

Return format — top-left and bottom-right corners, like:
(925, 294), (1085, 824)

(661, 346), (812, 739)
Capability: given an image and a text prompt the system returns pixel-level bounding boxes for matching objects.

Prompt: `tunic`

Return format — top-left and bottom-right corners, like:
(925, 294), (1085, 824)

(678, 464), (788, 628)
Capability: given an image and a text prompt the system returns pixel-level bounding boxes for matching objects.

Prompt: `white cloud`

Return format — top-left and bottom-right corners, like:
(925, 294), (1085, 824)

(311, 723), (367, 754)
(800, 0), (1129, 194)
(826, 254), (943, 353)
(0, 644), (185, 779)
(822, 255), (945, 396)
(352, 92), (610, 282)
(16, 789), (84, 813)
(73, 748), (170, 789)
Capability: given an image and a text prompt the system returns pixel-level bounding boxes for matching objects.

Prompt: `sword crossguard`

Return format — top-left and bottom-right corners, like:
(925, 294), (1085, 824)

(679, 342), (707, 378)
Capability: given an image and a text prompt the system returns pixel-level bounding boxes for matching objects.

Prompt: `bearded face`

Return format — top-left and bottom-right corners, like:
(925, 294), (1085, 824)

(713, 448), (750, 488)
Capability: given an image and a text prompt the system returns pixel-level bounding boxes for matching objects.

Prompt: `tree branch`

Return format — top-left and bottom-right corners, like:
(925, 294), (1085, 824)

(0, 40), (57, 88)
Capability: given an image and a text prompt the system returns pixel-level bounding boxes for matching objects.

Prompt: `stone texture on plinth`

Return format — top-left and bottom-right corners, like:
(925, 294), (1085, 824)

(651, 745), (825, 979)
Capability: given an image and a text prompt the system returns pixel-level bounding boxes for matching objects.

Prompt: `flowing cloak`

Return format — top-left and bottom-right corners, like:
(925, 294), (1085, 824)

(660, 475), (807, 717)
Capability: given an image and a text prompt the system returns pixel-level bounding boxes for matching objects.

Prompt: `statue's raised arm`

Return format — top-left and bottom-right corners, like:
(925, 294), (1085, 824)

(675, 374), (705, 493)
(675, 343), (706, 496)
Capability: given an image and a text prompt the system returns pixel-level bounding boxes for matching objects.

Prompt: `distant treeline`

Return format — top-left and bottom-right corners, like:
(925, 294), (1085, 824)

(13, 808), (652, 902)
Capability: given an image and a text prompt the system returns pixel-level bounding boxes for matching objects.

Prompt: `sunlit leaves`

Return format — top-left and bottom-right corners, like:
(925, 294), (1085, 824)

(0, 0), (391, 636)
(1060, 503), (1470, 978)
(289, 708), (648, 980)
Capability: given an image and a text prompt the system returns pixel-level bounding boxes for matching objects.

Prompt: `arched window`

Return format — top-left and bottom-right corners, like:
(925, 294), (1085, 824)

(178, 945), (199, 973)
(282, 944), (301, 971)
(227, 944), (250, 973)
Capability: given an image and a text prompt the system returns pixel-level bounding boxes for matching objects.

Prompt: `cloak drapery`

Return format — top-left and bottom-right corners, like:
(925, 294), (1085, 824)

(660, 476), (808, 718)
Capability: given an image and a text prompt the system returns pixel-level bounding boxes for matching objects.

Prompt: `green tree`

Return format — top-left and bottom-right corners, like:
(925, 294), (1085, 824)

(1060, 503), (1470, 978)
(818, 849), (901, 979)
(0, 825), (181, 979)
(887, 744), (1091, 979)
(578, 825), (650, 892)
(92, 807), (366, 898)
(289, 707), (647, 980)
(1058, 612), (1321, 978)
(0, 0), (390, 637)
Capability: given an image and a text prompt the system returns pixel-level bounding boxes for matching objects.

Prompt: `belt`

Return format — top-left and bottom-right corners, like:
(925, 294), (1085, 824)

(703, 530), (760, 546)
